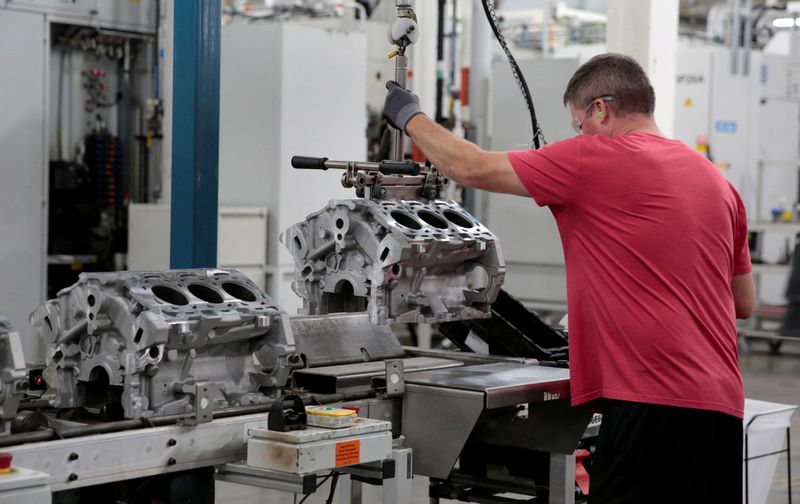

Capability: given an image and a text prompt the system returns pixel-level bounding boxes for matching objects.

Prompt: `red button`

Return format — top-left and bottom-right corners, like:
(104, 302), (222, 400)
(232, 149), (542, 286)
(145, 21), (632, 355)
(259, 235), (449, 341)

(0, 453), (12, 471)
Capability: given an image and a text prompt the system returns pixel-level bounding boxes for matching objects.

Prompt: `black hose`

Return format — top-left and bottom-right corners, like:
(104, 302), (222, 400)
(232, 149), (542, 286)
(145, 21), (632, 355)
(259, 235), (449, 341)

(480, 0), (544, 149)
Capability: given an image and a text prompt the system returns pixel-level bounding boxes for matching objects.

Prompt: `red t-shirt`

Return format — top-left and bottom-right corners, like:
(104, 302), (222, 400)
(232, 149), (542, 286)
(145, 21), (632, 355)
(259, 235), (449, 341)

(508, 132), (750, 419)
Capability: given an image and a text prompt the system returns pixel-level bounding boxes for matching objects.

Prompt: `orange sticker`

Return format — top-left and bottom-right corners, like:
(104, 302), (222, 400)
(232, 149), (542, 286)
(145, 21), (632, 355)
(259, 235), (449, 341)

(335, 440), (361, 467)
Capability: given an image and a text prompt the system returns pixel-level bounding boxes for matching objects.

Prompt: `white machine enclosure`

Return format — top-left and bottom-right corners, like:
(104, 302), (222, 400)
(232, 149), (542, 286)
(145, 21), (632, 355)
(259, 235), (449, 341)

(219, 21), (367, 315)
(282, 199), (505, 324)
(30, 269), (297, 419)
(484, 58), (581, 311)
(0, 317), (28, 435)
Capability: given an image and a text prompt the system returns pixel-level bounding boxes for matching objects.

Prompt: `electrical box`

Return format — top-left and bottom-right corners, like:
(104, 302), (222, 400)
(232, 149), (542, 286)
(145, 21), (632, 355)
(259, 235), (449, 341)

(2, 0), (156, 33)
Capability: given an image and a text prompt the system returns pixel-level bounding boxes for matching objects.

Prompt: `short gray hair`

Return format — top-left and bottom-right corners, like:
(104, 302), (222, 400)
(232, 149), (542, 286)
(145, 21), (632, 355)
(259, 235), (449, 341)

(563, 53), (655, 116)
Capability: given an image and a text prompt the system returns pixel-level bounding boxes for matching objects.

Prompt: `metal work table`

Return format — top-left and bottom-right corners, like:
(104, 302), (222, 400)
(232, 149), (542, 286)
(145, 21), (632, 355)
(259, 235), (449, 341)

(402, 362), (585, 504)
(405, 362), (571, 408)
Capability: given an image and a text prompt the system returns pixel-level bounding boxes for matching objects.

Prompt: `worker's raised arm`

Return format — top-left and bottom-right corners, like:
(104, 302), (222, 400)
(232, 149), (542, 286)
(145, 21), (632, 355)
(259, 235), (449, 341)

(383, 82), (528, 197)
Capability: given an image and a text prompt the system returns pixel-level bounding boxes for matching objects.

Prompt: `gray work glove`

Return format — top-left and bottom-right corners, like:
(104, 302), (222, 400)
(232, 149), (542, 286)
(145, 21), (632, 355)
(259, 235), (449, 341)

(383, 81), (425, 134)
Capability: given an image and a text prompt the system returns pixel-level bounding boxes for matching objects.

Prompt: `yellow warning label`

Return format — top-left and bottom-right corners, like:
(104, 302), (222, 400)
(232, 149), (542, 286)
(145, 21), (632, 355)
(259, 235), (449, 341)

(335, 440), (361, 467)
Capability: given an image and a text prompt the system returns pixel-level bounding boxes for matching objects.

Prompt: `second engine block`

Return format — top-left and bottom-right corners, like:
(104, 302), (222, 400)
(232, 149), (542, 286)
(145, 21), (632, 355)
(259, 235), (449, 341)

(282, 199), (505, 324)
(31, 269), (296, 420)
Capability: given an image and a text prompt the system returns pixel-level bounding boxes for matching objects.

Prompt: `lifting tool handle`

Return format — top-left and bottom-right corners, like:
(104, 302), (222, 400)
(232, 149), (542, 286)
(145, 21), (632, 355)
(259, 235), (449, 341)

(291, 156), (329, 170)
(378, 160), (421, 176)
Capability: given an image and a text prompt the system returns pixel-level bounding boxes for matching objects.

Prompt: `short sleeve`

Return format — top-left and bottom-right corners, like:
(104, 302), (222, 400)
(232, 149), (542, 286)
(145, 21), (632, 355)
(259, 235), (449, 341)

(507, 136), (583, 208)
(732, 188), (752, 276)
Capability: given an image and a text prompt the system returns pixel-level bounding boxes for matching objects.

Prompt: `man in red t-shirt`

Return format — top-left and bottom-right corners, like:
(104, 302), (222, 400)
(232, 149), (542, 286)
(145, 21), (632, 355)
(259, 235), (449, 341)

(383, 53), (754, 503)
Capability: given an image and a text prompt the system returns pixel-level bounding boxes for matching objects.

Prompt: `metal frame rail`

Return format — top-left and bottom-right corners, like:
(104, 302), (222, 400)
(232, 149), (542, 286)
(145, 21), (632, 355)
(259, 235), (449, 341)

(745, 406), (795, 504)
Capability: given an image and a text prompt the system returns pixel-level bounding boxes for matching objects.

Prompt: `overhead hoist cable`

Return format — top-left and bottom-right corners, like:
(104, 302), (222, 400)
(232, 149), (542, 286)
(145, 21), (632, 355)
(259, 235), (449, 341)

(480, 0), (546, 149)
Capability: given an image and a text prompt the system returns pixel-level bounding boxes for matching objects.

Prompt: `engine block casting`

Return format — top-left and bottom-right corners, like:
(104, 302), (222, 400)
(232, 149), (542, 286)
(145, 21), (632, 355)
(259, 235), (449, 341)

(282, 199), (505, 324)
(31, 269), (296, 420)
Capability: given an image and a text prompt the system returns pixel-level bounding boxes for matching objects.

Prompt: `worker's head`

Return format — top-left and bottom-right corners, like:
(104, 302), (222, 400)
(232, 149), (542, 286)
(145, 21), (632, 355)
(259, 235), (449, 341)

(563, 53), (655, 136)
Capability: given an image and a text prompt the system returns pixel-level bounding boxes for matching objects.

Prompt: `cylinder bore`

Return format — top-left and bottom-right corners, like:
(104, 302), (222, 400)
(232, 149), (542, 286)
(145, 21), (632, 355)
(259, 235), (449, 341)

(188, 284), (224, 304)
(222, 282), (258, 302)
(151, 285), (189, 306)
(417, 210), (449, 229)
(391, 211), (422, 230)
(443, 210), (474, 228)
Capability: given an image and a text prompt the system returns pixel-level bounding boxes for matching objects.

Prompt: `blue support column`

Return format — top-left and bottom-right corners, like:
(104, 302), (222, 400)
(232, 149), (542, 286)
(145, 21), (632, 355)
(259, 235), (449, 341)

(170, 0), (221, 268)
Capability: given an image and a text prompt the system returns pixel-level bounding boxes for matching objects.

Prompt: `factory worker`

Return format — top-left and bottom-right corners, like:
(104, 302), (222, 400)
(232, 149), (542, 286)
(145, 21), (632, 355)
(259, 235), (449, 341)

(383, 52), (754, 504)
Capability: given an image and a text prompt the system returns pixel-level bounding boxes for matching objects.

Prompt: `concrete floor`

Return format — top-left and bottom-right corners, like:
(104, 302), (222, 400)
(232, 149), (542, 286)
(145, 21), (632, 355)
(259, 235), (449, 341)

(217, 340), (800, 503)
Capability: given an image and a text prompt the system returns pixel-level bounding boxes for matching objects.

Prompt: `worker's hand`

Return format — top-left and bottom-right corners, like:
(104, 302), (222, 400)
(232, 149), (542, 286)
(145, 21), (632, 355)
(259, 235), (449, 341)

(383, 81), (425, 134)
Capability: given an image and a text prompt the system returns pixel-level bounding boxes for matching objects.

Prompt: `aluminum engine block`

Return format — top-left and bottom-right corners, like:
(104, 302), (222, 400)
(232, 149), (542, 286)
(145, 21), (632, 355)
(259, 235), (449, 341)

(282, 199), (505, 324)
(31, 269), (296, 420)
(0, 317), (27, 434)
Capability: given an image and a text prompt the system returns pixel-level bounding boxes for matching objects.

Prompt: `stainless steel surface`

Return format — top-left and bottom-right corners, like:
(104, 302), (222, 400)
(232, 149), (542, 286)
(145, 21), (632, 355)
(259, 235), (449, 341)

(405, 362), (570, 409)
(402, 383), (484, 479)
(290, 313), (404, 368)
(0, 318), (27, 435)
(282, 199), (505, 325)
(30, 269), (296, 419)
(293, 357), (463, 393)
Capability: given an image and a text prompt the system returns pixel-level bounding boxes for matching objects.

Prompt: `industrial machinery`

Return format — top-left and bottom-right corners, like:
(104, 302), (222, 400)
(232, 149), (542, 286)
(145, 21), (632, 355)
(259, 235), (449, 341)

(29, 269), (296, 420)
(0, 2), (591, 504)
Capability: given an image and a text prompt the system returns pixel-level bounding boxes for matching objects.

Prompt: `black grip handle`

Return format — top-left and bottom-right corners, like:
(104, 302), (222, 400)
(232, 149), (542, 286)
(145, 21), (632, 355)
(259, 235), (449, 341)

(268, 394), (307, 432)
(378, 160), (421, 176)
(291, 156), (329, 170)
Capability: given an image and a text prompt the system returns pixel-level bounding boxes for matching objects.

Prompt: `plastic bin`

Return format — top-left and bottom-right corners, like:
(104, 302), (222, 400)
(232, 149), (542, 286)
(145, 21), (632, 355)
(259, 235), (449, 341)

(743, 399), (797, 504)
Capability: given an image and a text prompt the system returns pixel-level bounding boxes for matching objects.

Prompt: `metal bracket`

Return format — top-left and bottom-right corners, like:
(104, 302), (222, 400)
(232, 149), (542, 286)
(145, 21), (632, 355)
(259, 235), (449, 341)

(384, 359), (404, 397)
(181, 381), (214, 426)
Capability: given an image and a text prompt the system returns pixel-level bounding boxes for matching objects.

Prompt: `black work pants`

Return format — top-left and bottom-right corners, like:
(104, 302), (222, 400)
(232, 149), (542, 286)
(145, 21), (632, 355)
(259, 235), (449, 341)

(589, 400), (742, 504)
